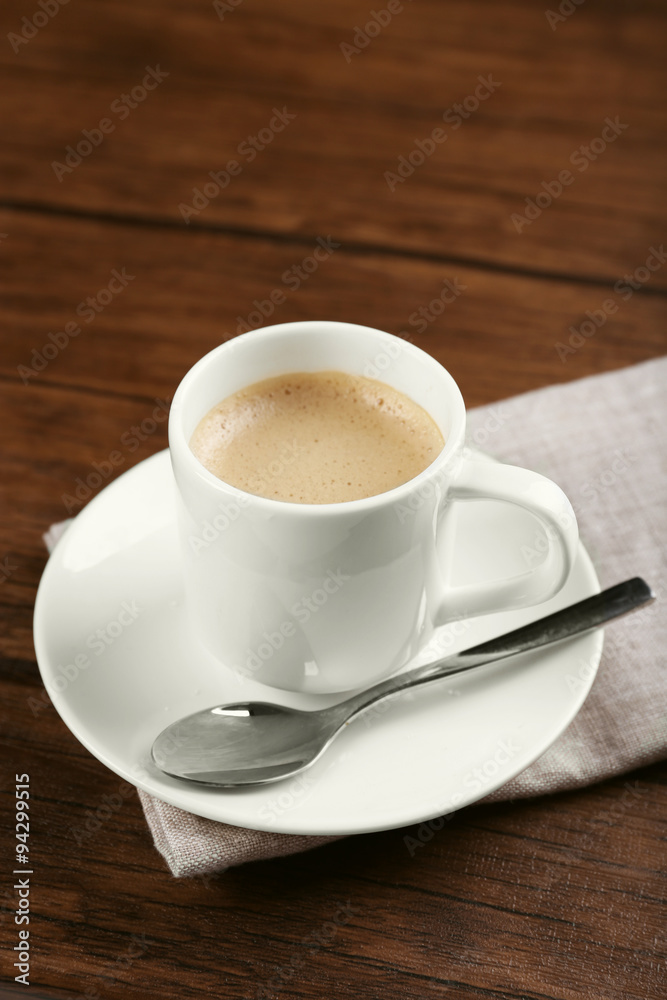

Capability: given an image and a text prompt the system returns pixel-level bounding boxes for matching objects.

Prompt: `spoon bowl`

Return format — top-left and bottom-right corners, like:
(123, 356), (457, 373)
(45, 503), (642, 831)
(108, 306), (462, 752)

(153, 702), (346, 786)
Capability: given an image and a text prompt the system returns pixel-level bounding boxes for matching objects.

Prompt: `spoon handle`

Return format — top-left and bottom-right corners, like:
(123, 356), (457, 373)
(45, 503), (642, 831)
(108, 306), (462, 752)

(336, 578), (654, 723)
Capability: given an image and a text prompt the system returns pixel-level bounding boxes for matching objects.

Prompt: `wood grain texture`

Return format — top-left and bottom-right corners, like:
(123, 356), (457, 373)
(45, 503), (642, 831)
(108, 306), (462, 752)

(0, 0), (666, 997)
(2, 210), (666, 409)
(0, 0), (665, 283)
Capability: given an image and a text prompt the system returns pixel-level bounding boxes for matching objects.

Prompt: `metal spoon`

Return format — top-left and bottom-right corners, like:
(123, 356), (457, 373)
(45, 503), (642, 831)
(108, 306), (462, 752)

(152, 578), (653, 787)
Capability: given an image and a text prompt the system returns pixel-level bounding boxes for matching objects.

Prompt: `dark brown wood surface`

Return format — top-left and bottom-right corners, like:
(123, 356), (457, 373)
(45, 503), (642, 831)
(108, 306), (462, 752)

(1, 0), (665, 997)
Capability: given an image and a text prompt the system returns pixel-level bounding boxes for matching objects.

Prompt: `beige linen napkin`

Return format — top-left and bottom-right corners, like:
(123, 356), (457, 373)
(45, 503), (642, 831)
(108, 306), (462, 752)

(44, 358), (667, 876)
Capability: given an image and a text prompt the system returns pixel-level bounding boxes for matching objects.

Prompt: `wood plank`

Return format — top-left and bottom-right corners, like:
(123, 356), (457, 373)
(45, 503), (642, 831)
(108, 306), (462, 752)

(2, 209), (666, 410)
(0, 0), (665, 282)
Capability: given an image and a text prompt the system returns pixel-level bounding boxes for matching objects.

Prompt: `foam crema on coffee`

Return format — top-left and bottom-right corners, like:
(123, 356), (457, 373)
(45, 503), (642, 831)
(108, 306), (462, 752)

(189, 370), (444, 504)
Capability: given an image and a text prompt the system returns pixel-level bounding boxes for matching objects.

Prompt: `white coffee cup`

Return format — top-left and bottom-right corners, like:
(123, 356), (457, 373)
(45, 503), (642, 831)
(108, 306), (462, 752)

(169, 321), (578, 694)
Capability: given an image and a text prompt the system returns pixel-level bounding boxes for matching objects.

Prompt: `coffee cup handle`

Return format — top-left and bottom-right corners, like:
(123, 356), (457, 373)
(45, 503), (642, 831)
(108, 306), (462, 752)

(435, 454), (579, 622)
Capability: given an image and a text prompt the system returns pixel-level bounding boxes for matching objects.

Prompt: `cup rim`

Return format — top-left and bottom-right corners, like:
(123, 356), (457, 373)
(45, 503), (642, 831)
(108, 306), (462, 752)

(168, 321), (467, 515)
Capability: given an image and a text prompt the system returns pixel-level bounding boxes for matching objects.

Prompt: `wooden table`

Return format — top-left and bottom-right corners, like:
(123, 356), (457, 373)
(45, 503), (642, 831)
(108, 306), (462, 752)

(1, 1), (665, 997)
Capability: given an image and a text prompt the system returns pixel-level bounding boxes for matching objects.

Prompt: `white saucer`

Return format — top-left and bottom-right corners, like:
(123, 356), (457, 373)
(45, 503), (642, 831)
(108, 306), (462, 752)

(34, 450), (601, 836)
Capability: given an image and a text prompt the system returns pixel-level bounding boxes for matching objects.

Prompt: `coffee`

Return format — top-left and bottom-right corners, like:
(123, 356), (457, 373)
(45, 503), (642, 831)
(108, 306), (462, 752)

(189, 370), (444, 503)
